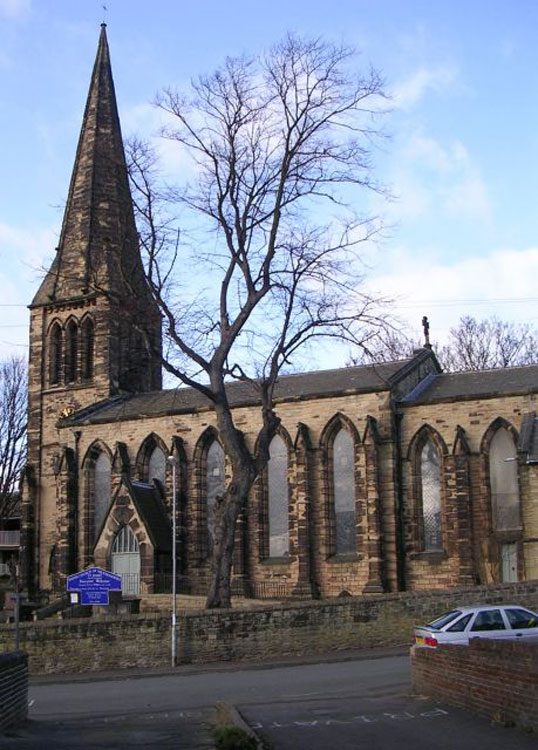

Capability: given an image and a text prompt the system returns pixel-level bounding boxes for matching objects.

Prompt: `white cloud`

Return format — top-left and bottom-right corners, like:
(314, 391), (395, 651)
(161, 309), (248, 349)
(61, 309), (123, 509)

(366, 245), (538, 341)
(122, 101), (194, 180)
(386, 133), (491, 226)
(393, 65), (458, 110)
(0, 221), (58, 358)
(0, 0), (30, 19)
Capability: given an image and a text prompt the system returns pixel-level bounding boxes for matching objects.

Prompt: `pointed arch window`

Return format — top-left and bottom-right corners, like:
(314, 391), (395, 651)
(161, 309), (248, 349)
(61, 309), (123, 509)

(93, 451), (111, 540)
(419, 438), (442, 551)
(50, 323), (63, 385)
(65, 320), (78, 383)
(489, 427), (520, 531)
(81, 317), (94, 380)
(148, 445), (166, 487)
(267, 434), (290, 558)
(112, 525), (139, 554)
(332, 428), (357, 555)
(206, 440), (225, 554)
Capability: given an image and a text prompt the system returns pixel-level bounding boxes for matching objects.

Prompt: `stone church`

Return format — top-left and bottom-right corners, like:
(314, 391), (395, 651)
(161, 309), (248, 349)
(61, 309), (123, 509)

(20, 26), (538, 603)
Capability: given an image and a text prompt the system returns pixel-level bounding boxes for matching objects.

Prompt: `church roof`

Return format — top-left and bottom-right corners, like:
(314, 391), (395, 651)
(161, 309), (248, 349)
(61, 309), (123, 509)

(67, 357), (416, 425)
(32, 25), (146, 306)
(128, 480), (172, 552)
(401, 364), (538, 405)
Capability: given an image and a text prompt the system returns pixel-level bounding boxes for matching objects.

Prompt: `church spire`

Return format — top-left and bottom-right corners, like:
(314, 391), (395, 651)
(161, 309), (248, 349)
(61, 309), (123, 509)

(32, 24), (144, 305)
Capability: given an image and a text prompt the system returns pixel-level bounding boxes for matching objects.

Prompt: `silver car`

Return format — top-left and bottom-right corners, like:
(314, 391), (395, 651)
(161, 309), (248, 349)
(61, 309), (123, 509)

(413, 604), (538, 647)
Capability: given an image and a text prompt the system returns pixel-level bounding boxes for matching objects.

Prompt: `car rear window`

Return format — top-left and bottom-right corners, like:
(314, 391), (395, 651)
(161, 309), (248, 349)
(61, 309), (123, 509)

(447, 613), (472, 632)
(470, 609), (506, 631)
(505, 608), (538, 629)
(428, 610), (463, 629)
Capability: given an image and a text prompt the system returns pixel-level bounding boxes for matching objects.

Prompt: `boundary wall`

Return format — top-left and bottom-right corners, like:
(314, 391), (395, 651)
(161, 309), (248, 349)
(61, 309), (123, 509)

(0, 653), (28, 731)
(1, 580), (538, 675)
(412, 639), (538, 733)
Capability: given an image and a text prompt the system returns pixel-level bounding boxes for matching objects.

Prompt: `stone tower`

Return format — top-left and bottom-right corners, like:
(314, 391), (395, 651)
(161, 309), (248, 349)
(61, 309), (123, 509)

(23, 26), (162, 593)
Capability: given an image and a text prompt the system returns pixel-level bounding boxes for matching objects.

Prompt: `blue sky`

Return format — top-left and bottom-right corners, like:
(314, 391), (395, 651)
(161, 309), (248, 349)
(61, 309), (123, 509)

(1, 0), (537, 362)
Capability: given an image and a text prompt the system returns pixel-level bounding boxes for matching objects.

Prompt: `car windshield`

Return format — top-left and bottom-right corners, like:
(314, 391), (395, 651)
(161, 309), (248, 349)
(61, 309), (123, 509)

(427, 610), (464, 630)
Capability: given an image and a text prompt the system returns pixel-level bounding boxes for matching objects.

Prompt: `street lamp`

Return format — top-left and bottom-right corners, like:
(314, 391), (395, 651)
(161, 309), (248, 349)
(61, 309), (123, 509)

(167, 454), (178, 667)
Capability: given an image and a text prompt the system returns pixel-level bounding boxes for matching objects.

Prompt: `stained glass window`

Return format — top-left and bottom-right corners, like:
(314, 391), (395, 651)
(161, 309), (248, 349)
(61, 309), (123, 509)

(148, 445), (166, 486)
(333, 429), (356, 554)
(206, 441), (225, 553)
(268, 435), (289, 557)
(94, 451), (111, 540)
(489, 428), (520, 530)
(420, 438), (442, 551)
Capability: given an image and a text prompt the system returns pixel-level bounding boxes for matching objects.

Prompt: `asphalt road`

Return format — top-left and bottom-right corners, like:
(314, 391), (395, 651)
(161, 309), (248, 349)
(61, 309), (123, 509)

(3, 648), (537, 748)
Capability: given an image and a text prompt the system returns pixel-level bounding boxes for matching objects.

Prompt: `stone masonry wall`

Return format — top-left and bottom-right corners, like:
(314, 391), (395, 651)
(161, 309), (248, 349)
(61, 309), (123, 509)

(40, 387), (398, 598)
(2, 581), (538, 675)
(411, 639), (538, 733)
(399, 394), (538, 589)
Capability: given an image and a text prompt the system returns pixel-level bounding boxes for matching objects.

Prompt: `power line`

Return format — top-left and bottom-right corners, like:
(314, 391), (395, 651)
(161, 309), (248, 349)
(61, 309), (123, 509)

(396, 296), (538, 309)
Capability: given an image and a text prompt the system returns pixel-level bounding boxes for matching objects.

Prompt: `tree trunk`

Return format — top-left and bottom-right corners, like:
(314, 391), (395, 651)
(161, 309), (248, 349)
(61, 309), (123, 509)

(205, 477), (250, 609)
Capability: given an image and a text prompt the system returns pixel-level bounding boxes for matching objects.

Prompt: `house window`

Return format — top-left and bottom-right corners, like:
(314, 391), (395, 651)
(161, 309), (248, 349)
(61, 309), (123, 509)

(420, 438), (442, 551)
(65, 320), (78, 383)
(93, 452), (111, 540)
(50, 323), (63, 385)
(489, 427), (520, 531)
(81, 318), (94, 380)
(206, 441), (225, 554)
(148, 445), (166, 487)
(267, 434), (289, 558)
(332, 429), (357, 555)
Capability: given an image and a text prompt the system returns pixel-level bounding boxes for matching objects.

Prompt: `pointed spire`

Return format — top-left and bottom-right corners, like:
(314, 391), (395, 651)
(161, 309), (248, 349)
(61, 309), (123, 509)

(33, 25), (144, 305)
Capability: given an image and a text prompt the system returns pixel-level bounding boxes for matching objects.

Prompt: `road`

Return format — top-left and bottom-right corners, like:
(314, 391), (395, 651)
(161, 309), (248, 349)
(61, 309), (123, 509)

(3, 649), (536, 748)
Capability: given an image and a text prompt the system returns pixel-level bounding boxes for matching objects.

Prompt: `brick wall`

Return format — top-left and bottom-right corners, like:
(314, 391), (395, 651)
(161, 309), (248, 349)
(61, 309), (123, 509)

(0, 652), (28, 730)
(411, 639), (538, 732)
(2, 580), (538, 675)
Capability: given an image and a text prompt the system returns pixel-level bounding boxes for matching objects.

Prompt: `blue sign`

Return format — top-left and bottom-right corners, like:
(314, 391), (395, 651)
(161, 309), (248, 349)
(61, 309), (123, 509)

(80, 590), (110, 605)
(67, 567), (122, 606)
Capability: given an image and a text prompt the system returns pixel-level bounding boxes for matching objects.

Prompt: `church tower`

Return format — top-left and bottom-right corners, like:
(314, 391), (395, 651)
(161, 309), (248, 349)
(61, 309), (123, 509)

(24, 26), (162, 593)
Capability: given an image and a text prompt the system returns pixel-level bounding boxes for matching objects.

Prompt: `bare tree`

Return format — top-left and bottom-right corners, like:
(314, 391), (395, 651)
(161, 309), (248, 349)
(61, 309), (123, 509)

(350, 315), (538, 372)
(0, 357), (27, 522)
(126, 36), (390, 607)
(443, 315), (538, 371)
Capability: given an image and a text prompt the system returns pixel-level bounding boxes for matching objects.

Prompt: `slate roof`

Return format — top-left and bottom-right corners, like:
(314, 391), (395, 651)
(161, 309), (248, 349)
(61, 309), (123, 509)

(128, 480), (171, 552)
(402, 364), (538, 405)
(68, 357), (415, 426)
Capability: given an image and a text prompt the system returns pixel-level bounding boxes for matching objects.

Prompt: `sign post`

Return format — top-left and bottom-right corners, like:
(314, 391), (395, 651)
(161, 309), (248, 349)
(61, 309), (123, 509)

(67, 567), (122, 606)
(9, 593), (26, 651)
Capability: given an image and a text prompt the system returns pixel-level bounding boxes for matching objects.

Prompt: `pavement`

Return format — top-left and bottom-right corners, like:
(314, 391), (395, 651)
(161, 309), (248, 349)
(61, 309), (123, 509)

(2, 709), (216, 749)
(8, 645), (535, 750)
(3, 646), (408, 749)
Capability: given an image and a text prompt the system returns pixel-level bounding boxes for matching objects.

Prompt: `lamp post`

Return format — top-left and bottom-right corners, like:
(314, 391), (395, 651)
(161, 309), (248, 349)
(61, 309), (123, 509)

(167, 454), (178, 667)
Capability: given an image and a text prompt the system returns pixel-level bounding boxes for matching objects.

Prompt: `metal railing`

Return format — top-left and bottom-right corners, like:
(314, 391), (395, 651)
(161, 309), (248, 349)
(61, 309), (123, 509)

(0, 563), (10, 577)
(0, 531), (20, 547)
(250, 581), (294, 600)
(119, 573), (140, 596)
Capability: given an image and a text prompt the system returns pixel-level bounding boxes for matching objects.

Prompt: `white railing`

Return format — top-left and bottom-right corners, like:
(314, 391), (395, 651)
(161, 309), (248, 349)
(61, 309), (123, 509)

(0, 562), (10, 576)
(120, 573), (140, 596)
(0, 531), (20, 546)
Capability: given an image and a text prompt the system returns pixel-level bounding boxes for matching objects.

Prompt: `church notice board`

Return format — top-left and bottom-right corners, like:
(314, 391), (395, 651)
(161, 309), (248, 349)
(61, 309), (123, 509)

(67, 567), (122, 605)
